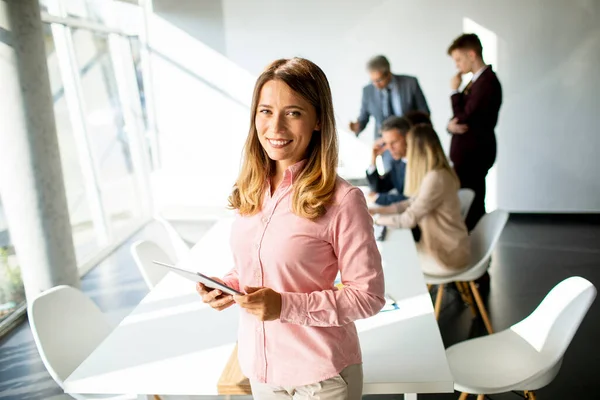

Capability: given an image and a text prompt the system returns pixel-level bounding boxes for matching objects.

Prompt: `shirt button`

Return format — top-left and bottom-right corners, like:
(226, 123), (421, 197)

(254, 243), (260, 250)
(262, 217), (269, 223)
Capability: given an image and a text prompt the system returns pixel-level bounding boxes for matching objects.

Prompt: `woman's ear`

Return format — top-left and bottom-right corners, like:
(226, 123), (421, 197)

(314, 121), (321, 131)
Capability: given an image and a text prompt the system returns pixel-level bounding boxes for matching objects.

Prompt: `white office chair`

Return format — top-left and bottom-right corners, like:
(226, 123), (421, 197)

(28, 285), (138, 400)
(425, 209), (509, 334)
(131, 240), (173, 289)
(457, 188), (475, 221)
(448, 276), (596, 400)
(152, 215), (191, 263)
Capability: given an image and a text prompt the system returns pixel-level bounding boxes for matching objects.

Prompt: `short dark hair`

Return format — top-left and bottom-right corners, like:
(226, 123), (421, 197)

(404, 110), (431, 126)
(381, 116), (411, 135)
(367, 55), (391, 74)
(447, 33), (483, 58)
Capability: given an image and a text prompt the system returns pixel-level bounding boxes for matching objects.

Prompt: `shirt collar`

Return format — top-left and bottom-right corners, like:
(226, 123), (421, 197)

(472, 65), (489, 82)
(283, 159), (308, 184)
(266, 159), (308, 195)
(379, 75), (396, 92)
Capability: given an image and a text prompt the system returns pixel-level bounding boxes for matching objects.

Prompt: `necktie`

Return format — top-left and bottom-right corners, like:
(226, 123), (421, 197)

(384, 88), (394, 119)
(463, 80), (473, 95)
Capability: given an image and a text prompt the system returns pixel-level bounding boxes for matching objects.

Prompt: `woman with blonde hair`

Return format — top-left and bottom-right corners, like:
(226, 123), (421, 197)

(196, 57), (385, 399)
(371, 124), (470, 276)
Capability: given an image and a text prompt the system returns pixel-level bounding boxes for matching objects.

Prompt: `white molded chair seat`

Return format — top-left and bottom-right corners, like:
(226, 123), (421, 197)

(28, 285), (138, 400)
(426, 209), (509, 284)
(457, 188), (475, 221)
(131, 240), (173, 289)
(447, 276), (596, 397)
(448, 329), (554, 394)
(424, 210), (509, 333)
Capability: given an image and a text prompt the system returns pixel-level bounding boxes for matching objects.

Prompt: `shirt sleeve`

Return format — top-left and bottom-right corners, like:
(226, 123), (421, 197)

(279, 188), (386, 327)
(221, 266), (240, 292)
(376, 172), (445, 229)
(357, 86), (371, 134)
(374, 199), (410, 215)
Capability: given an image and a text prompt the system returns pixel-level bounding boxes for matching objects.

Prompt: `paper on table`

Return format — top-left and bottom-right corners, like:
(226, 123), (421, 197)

(381, 293), (399, 312)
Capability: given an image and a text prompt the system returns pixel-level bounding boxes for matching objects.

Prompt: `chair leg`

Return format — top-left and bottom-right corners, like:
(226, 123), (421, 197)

(153, 396), (161, 400)
(427, 284), (432, 291)
(455, 281), (468, 302)
(459, 281), (478, 317)
(476, 395), (485, 400)
(469, 281), (494, 334)
(524, 391), (536, 399)
(434, 283), (445, 319)
(458, 392), (469, 400)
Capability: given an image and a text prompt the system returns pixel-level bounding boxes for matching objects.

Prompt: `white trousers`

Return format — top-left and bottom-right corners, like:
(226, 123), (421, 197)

(250, 364), (363, 400)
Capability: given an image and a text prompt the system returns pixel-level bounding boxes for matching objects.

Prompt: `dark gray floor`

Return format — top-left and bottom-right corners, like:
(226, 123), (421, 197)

(1, 216), (599, 400)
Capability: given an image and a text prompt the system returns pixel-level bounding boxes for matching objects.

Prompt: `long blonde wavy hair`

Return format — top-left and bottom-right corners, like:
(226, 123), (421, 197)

(228, 58), (338, 220)
(404, 124), (459, 197)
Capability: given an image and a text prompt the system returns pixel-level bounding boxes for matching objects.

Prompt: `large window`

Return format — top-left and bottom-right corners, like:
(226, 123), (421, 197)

(72, 28), (145, 240)
(0, 0), (152, 333)
(44, 25), (102, 263)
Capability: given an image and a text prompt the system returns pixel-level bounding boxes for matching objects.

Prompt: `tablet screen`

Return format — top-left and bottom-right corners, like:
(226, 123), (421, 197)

(152, 260), (242, 296)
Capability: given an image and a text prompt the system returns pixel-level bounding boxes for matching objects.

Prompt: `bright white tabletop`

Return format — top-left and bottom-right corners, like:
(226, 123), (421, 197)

(64, 218), (452, 398)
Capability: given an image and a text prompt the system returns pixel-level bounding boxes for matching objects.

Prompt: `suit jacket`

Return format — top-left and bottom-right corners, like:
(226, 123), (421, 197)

(366, 159), (408, 205)
(357, 74), (430, 138)
(450, 67), (502, 169)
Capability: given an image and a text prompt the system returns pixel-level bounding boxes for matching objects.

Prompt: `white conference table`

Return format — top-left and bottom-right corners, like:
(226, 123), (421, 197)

(64, 218), (453, 399)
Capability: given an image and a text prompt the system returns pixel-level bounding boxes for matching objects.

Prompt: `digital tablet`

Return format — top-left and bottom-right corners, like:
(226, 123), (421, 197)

(152, 260), (243, 296)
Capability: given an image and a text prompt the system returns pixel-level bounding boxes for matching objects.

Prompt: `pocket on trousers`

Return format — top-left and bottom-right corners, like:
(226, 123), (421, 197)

(332, 373), (348, 387)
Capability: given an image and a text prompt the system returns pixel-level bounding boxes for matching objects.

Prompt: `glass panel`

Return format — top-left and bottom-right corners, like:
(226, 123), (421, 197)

(71, 28), (145, 240)
(128, 36), (157, 170)
(0, 198), (25, 324)
(62, 0), (110, 24)
(43, 24), (101, 263)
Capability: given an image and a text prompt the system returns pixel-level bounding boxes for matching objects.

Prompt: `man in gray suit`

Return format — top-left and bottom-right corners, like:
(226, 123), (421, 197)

(350, 55), (430, 170)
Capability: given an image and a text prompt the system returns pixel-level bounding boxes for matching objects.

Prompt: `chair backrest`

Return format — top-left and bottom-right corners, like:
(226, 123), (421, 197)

(469, 209), (509, 268)
(457, 188), (475, 221)
(153, 216), (191, 263)
(511, 276), (596, 361)
(131, 240), (172, 289)
(28, 285), (113, 388)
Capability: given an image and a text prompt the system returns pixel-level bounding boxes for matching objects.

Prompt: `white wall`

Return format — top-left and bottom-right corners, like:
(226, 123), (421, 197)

(149, 0), (600, 214)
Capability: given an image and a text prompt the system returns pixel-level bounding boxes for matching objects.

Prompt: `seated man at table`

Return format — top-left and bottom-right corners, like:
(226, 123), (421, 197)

(366, 116), (411, 206)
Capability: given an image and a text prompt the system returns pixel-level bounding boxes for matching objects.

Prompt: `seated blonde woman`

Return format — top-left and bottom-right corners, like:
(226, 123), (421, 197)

(371, 124), (470, 277)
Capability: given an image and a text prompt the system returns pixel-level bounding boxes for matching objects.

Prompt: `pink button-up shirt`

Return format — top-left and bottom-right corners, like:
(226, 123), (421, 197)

(222, 161), (385, 387)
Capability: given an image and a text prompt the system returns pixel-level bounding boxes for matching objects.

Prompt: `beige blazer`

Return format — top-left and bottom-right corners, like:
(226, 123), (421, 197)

(376, 169), (470, 271)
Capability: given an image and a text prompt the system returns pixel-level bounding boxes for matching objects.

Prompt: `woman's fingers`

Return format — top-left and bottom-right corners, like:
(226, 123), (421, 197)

(203, 289), (222, 303)
(211, 295), (234, 310)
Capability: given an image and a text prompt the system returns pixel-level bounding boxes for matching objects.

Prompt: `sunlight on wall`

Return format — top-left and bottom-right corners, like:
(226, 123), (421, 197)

(463, 17), (498, 212)
(148, 15), (255, 218)
(148, 12), (370, 219)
